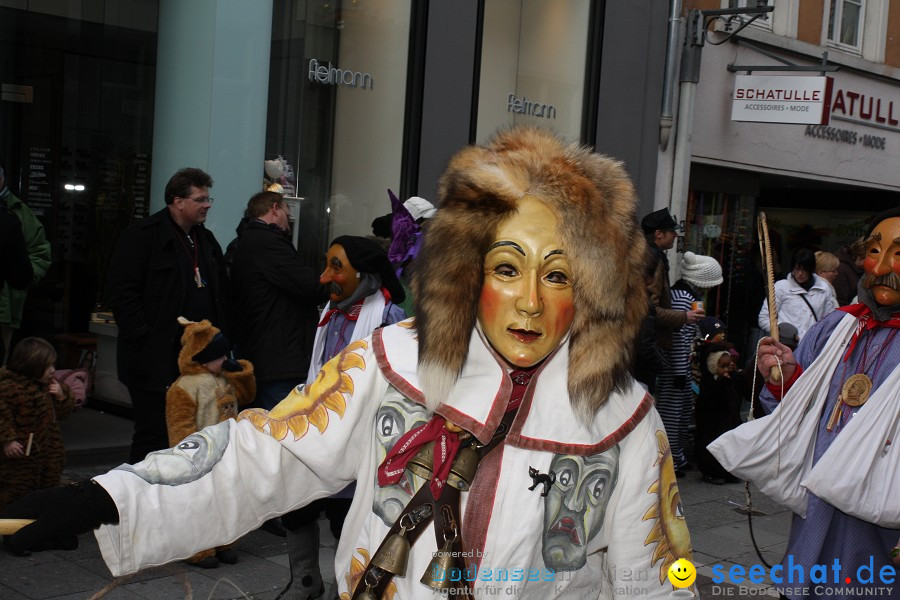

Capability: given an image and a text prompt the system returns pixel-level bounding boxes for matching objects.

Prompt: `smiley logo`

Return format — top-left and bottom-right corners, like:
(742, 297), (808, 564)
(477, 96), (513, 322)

(667, 558), (696, 588)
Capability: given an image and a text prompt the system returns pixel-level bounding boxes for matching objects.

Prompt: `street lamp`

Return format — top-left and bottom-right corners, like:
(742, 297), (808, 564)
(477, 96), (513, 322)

(687, 2), (774, 49)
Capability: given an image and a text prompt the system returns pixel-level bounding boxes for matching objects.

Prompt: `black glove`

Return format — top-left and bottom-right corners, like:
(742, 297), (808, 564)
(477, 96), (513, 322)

(222, 358), (243, 372)
(672, 375), (687, 389)
(0, 480), (119, 555)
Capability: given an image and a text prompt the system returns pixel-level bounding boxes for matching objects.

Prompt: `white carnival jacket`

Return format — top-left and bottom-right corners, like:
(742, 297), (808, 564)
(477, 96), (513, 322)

(93, 320), (692, 599)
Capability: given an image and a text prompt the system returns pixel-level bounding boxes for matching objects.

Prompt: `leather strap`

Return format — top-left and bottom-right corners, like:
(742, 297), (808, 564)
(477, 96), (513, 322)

(351, 410), (517, 598)
(431, 484), (470, 598)
(354, 484), (435, 599)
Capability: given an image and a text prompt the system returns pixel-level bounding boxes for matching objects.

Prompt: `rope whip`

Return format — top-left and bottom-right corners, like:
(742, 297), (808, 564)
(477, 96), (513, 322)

(743, 211), (788, 570)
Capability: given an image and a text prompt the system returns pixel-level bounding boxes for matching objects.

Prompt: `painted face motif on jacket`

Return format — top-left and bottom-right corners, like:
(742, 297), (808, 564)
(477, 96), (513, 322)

(372, 395), (430, 525)
(862, 217), (900, 306)
(320, 243), (361, 303)
(117, 421), (230, 485)
(542, 446), (620, 571)
(477, 196), (575, 368)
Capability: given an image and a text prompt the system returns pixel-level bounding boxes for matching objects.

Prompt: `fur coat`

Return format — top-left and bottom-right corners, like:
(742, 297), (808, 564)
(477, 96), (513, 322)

(165, 319), (255, 446)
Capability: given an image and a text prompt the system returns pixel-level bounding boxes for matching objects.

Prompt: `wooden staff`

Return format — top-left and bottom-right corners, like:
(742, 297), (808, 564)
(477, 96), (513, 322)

(757, 211), (782, 382)
(0, 519), (35, 535)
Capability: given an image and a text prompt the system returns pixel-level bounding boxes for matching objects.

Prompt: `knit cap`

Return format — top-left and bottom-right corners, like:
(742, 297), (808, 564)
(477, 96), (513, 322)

(681, 252), (723, 289)
(403, 196), (437, 221)
(698, 316), (725, 340)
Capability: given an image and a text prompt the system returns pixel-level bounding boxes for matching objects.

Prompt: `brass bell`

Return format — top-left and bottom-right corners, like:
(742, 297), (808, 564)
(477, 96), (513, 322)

(355, 567), (383, 599)
(356, 587), (379, 600)
(370, 526), (410, 576)
(420, 538), (462, 591)
(406, 441), (435, 480)
(447, 445), (479, 491)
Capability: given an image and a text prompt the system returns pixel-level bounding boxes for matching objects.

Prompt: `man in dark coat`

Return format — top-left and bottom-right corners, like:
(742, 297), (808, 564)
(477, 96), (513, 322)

(641, 208), (704, 352)
(106, 168), (229, 463)
(229, 191), (328, 409)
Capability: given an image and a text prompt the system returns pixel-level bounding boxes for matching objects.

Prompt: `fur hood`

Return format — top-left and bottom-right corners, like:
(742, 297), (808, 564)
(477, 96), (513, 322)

(412, 127), (648, 423)
(176, 317), (227, 375)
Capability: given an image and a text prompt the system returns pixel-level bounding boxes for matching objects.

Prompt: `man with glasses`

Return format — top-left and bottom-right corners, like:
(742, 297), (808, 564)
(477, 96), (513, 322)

(107, 168), (231, 464)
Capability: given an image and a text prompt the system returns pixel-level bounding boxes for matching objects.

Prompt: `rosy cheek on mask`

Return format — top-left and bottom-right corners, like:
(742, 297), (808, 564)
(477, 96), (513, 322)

(863, 256), (877, 274)
(549, 299), (575, 338)
(478, 285), (501, 323)
(862, 255), (900, 276)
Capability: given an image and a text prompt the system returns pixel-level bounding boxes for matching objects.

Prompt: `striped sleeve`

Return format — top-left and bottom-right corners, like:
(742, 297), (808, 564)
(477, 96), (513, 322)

(668, 289), (697, 376)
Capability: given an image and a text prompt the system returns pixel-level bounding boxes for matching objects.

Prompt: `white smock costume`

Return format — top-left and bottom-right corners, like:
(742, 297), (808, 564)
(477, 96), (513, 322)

(91, 320), (692, 599)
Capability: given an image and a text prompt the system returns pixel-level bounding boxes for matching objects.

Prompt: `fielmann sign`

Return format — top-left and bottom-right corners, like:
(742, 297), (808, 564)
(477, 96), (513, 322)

(731, 75), (833, 125)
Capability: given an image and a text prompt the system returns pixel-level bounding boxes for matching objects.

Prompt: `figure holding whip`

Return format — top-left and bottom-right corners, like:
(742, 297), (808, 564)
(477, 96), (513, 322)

(710, 208), (900, 600)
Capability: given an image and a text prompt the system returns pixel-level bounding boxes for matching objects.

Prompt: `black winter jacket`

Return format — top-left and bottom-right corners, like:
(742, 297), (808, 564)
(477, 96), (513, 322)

(230, 220), (328, 384)
(106, 209), (229, 392)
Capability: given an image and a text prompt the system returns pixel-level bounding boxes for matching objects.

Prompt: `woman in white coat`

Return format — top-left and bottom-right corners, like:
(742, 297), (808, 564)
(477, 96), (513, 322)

(758, 248), (838, 341)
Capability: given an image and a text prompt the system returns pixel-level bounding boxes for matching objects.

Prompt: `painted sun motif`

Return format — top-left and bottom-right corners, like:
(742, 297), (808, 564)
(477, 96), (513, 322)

(339, 548), (398, 600)
(238, 339), (367, 441)
(642, 430), (693, 585)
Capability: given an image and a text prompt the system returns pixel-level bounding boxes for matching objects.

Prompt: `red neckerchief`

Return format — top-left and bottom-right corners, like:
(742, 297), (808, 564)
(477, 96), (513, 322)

(318, 299), (363, 327)
(837, 303), (900, 360)
(377, 415), (460, 499)
(317, 288), (393, 327)
(377, 367), (534, 499)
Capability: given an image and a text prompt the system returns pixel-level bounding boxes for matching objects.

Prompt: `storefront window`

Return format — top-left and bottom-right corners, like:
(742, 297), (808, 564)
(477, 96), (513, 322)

(0, 2), (157, 336)
(684, 190), (760, 359)
(266, 0), (411, 267)
(476, 0), (590, 143)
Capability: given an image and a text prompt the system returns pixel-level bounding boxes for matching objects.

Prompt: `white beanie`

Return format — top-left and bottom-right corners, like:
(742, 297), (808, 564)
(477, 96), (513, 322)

(403, 196), (437, 220)
(706, 350), (731, 376)
(681, 252), (723, 289)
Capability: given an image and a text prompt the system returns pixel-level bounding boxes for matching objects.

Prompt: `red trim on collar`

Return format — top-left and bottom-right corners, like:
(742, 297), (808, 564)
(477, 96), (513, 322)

(373, 325), (511, 445)
(435, 379), (510, 446)
(373, 328), (426, 406)
(373, 326), (649, 453)
(508, 391), (655, 455)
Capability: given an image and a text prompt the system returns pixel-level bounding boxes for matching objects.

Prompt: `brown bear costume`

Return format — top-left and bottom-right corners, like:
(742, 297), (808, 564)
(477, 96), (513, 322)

(165, 316), (256, 567)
